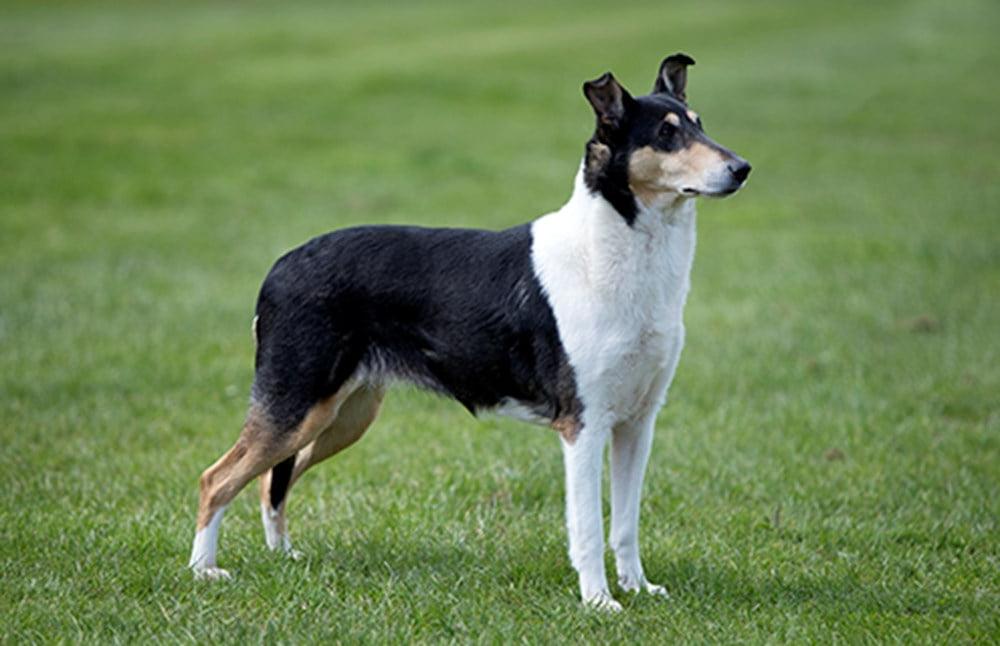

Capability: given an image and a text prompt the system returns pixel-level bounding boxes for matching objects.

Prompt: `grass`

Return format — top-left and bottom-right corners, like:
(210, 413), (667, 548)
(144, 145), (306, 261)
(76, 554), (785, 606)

(2, 0), (998, 641)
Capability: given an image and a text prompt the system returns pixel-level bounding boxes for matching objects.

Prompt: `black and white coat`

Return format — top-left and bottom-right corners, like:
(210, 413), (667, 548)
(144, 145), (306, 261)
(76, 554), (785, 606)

(189, 54), (750, 612)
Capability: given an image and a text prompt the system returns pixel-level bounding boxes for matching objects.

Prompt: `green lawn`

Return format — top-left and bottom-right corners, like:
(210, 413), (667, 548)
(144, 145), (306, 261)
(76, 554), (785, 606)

(2, 0), (998, 642)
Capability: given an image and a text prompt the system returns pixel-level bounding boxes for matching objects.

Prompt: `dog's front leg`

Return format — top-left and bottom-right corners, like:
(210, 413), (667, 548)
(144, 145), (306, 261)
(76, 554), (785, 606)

(561, 422), (620, 611)
(610, 411), (668, 598)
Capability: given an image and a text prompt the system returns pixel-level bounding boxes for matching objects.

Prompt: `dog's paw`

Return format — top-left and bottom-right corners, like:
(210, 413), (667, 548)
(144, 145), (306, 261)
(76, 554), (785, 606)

(644, 581), (669, 597)
(192, 566), (232, 581)
(583, 591), (623, 612)
(618, 574), (669, 598)
(264, 536), (302, 560)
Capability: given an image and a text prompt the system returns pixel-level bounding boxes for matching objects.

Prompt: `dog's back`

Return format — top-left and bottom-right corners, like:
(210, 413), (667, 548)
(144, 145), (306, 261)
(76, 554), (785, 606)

(252, 224), (577, 431)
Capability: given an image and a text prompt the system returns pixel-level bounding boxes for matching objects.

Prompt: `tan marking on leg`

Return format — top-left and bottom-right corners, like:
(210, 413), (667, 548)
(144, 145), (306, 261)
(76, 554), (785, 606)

(291, 386), (384, 484)
(553, 415), (581, 444)
(257, 387), (385, 546)
(195, 385), (357, 531)
(196, 422), (258, 529)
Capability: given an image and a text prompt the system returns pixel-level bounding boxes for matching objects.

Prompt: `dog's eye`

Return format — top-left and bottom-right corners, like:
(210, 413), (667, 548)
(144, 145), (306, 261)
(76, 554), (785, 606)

(658, 122), (677, 139)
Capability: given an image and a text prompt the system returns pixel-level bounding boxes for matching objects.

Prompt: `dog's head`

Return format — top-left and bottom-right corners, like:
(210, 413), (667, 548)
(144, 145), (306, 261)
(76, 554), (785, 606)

(582, 54), (750, 221)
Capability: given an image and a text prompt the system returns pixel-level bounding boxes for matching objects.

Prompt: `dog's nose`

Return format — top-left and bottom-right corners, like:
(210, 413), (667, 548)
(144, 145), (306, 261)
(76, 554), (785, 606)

(729, 161), (751, 183)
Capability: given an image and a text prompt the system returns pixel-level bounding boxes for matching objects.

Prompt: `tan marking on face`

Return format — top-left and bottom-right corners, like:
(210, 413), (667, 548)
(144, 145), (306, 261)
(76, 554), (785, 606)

(628, 142), (723, 205)
(552, 416), (581, 443)
(664, 112), (681, 126)
(686, 109), (699, 123)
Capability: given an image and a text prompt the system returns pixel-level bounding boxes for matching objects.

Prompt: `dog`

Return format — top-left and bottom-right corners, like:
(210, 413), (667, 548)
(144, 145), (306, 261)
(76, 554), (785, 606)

(188, 53), (750, 611)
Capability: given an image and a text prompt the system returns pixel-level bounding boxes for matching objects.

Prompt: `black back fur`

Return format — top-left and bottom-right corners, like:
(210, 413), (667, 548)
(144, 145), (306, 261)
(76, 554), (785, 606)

(252, 225), (580, 431)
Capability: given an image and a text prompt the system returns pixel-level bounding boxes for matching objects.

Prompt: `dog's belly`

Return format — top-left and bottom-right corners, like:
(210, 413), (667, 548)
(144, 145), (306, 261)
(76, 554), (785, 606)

(489, 398), (554, 425)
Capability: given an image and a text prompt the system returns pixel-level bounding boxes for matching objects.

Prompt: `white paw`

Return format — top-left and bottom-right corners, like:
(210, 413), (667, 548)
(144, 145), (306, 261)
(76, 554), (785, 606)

(273, 538), (302, 561)
(619, 575), (669, 598)
(264, 534), (301, 560)
(644, 581), (669, 597)
(192, 566), (232, 581)
(583, 591), (623, 612)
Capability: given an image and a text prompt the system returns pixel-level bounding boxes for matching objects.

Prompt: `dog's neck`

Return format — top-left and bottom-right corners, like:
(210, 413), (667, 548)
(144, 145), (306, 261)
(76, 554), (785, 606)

(533, 167), (695, 325)
(564, 162), (696, 227)
(552, 166), (697, 298)
(531, 164), (698, 366)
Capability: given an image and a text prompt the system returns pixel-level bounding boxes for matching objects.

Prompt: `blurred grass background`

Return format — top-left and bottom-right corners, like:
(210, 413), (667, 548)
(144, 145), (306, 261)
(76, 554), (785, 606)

(1, 0), (998, 641)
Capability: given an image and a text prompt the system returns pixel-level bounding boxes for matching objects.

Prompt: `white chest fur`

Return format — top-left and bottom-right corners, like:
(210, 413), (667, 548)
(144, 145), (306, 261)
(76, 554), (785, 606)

(531, 169), (697, 424)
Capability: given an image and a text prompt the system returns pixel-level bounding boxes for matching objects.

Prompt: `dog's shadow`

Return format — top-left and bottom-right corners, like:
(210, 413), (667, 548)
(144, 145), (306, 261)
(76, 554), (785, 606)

(285, 536), (960, 616)
(300, 530), (573, 589)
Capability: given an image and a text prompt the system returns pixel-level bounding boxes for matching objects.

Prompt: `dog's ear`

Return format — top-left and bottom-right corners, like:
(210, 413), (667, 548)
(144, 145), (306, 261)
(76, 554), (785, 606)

(653, 53), (695, 102)
(583, 72), (634, 141)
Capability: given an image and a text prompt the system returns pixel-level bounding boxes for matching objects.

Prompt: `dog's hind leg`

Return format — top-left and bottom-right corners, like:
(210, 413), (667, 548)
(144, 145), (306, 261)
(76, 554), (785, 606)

(259, 385), (384, 556)
(188, 386), (356, 579)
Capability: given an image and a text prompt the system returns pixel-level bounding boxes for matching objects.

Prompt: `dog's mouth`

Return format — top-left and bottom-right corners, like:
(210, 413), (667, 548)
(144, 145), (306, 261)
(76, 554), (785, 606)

(682, 162), (751, 198)
(681, 186), (739, 198)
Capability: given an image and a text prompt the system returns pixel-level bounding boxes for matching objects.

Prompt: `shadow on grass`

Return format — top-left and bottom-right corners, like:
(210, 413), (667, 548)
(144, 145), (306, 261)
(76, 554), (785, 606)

(301, 530), (572, 591)
(280, 534), (982, 619)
